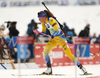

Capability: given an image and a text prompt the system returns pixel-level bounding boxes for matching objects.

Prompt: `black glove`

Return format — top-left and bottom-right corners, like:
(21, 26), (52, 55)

(51, 35), (54, 38)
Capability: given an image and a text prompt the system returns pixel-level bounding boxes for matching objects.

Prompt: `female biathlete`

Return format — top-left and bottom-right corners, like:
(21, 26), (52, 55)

(37, 10), (90, 75)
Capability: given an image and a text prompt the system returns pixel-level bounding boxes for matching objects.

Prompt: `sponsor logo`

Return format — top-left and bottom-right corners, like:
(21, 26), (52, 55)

(89, 62), (93, 64)
(90, 45), (93, 48)
(35, 46), (40, 49)
(96, 61), (99, 64)
(35, 55), (41, 58)
(43, 64), (46, 66)
(59, 63), (63, 65)
(53, 63), (57, 66)
(65, 62), (69, 65)
(95, 45), (99, 48)
(83, 62), (87, 65)
(49, 51), (63, 59)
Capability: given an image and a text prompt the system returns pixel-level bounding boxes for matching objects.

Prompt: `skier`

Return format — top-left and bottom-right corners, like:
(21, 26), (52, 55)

(36, 10), (91, 75)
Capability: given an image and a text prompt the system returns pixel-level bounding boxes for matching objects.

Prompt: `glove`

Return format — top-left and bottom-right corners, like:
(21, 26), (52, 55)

(33, 29), (39, 35)
(51, 35), (54, 38)
(66, 36), (73, 44)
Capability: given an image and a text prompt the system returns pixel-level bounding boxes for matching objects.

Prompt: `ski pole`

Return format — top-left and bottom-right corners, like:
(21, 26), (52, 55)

(90, 52), (100, 58)
(33, 30), (74, 48)
(1, 64), (7, 69)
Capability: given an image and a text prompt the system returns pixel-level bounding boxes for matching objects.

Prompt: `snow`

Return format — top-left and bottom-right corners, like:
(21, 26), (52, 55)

(0, 5), (100, 78)
(0, 5), (100, 36)
(0, 64), (100, 78)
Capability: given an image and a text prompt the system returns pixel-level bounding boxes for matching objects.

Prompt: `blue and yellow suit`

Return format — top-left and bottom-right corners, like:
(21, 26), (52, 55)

(42, 17), (81, 67)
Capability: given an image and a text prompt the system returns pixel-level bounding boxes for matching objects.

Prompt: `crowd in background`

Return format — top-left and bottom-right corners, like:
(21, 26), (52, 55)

(26, 19), (100, 44)
(0, 21), (19, 63)
(0, 18), (100, 63)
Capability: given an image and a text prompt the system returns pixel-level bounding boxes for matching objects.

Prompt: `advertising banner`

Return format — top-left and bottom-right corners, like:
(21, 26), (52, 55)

(35, 44), (100, 68)
(78, 0), (99, 5)
(9, 36), (17, 48)
(74, 37), (90, 44)
(75, 44), (90, 57)
(0, 0), (68, 7)
(17, 36), (34, 60)
(0, 0), (99, 7)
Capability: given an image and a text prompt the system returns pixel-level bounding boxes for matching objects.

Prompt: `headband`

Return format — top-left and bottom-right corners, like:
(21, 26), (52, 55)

(38, 12), (47, 17)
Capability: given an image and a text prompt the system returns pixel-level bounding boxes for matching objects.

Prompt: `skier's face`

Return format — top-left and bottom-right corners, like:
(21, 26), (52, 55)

(38, 17), (46, 23)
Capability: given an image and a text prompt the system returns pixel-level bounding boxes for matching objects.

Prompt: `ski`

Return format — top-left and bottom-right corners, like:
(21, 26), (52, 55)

(11, 73), (66, 76)
(80, 73), (93, 76)
(34, 73), (66, 76)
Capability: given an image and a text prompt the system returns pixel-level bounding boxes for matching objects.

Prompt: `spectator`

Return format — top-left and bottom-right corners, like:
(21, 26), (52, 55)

(92, 33), (96, 38)
(0, 24), (8, 59)
(71, 28), (77, 36)
(9, 21), (19, 38)
(63, 22), (74, 43)
(94, 34), (100, 44)
(63, 22), (69, 32)
(0, 24), (6, 38)
(78, 24), (90, 37)
(90, 33), (97, 44)
(63, 22), (77, 37)
(5, 37), (17, 63)
(27, 19), (39, 42)
(28, 19), (38, 31)
(0, 24), (17, 62)
(27, 19), (40, 62)
(27, 19), (38, 35)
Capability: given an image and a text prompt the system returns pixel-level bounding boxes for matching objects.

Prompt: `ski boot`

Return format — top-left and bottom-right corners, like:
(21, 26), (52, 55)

(42, 67), (52, 75)
(78, 64), (92, 75)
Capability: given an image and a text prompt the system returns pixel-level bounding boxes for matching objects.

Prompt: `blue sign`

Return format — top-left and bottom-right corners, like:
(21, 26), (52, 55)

(9, 36), (17, 48)
(17, 44), (27, 60)
(17, 36), (34, 60)
(17, 44), (34, 60)
(75, 44), (90, 57)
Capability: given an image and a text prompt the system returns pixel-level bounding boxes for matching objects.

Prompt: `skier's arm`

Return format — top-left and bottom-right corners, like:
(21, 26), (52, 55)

(49, 18), (58, 32)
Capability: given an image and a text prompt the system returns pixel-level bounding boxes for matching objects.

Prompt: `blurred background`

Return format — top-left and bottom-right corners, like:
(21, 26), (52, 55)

(0, 0), (100, 36)
(0, 0), (100, 69)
